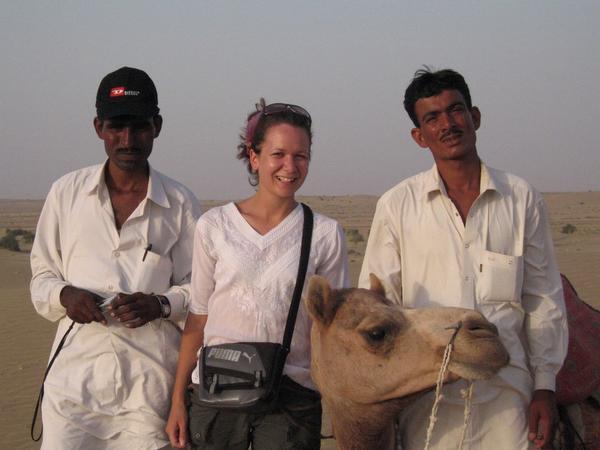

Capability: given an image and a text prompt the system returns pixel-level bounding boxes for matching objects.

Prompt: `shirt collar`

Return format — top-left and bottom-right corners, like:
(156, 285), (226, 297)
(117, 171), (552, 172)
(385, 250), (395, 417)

(423, 162), (504, 201)
(83, 162), (108, 195)
(147, 164), (171, 208)
(423, 164), (446, 198)
(480, 163), (510, 197)
(83, 160), (171, 209)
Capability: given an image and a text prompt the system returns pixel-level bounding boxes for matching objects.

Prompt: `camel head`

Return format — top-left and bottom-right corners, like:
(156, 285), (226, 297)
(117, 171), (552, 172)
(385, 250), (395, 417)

(306, 274), (509, 449)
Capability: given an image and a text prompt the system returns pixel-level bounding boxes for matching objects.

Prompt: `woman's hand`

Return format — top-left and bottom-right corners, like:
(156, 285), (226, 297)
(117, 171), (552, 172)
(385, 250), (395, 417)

(166, 401), (189, 449)
(167, 313), (208, 448)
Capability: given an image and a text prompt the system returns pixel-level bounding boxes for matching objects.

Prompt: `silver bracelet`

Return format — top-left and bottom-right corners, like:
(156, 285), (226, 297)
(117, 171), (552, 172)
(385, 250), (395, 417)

(154, 295), (171, 318)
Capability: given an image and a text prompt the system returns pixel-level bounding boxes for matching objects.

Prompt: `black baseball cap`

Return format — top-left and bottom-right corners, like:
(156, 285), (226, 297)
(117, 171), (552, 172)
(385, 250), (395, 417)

(95, 67), (160, 119)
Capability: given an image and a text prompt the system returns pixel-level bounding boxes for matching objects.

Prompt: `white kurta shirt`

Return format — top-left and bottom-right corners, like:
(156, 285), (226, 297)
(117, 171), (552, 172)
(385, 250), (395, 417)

(359, 163), (567, 402)
(190, 202), (349, 389)
(30, 162), (201, 445)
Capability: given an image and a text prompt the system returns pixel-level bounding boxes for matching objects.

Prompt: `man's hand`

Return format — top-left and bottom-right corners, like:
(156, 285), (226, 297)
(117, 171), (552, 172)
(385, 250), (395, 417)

(108, 292), (162, 328)
(528, 389), (558, 449)
(60, 286), (106, 325)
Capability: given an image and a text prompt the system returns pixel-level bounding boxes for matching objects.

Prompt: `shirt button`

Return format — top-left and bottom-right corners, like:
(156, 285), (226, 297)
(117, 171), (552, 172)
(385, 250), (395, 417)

(464, 276), (470, 282)
(464, 243), (470, 249)
(113, 251), (120, 257)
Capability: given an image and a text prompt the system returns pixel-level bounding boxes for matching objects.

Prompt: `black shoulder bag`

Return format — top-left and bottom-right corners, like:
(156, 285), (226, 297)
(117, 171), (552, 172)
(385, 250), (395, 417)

(197, 203), (313, 412)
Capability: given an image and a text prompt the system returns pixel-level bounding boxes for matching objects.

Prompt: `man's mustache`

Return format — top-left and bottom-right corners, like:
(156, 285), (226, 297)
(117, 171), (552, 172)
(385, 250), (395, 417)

(440, 127), (463, 141)
(116, 148), (143, 154)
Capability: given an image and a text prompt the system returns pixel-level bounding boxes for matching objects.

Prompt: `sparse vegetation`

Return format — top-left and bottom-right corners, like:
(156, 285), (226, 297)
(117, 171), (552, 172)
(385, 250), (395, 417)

(13, 228), (35, 243)
(561, 223), (577, 234)
(0, 228), (35, 252)
(346, 228), (364, 243)
(0, 234), (20, 251)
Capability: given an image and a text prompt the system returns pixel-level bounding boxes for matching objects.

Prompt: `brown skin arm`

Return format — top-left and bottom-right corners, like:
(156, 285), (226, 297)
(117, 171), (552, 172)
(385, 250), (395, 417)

(60, 286), (106, 325)
(528, 389), (558, 449)
(107, 292), (162, 328)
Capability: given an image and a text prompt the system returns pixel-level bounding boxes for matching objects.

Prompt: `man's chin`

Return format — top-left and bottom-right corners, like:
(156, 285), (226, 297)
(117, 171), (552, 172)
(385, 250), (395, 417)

(114, 159), (148, 172)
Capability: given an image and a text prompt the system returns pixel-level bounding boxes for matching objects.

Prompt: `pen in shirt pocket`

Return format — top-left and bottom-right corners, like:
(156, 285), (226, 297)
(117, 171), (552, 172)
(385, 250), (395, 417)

(142, 243), (152, 262)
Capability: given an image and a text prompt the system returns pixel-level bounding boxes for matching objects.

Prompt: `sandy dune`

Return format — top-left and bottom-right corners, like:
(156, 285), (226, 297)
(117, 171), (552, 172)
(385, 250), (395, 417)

(1, 192), (598, 449)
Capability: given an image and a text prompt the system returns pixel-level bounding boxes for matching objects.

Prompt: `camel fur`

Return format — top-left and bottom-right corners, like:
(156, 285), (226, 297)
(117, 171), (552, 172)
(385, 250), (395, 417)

(306, 274), (509, 450)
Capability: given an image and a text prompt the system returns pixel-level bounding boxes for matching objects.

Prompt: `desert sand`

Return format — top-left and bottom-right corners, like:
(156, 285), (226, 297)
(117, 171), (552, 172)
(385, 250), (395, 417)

(1, 192), (598, 449)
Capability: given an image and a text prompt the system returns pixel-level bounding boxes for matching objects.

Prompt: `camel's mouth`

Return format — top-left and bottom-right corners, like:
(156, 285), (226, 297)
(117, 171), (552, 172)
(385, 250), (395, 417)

(446, 319), (509, 380)
(375, 385), (436, 409)
(467, 326), (496, 337)
(448, 351), (510, 380)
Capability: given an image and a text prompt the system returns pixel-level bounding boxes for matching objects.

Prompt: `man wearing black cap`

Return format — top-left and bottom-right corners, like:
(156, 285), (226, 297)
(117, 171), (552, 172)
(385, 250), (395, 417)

(30, 67), (201, 449)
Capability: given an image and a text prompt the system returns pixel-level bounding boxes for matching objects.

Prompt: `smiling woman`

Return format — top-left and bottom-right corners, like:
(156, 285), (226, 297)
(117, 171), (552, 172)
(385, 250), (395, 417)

(248, 122), (310, 209)
(236, 99), (313, 186)
(165, 99), (349, 450)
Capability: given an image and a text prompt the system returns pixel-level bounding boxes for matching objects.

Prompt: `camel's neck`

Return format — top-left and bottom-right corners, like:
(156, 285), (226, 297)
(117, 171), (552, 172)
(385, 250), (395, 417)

(329, 402), (401, 450)
(334, 423), (395, 450)
(325, 391), (432, 450)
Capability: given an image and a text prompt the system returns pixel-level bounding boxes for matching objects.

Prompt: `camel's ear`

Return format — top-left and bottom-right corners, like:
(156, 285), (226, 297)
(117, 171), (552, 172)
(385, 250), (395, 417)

(305, 275), (335, 326)
(369, 273), (386, 297)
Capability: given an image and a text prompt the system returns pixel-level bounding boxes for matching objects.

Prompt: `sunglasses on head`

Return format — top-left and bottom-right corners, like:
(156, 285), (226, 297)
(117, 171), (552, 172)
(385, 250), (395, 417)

(261, 103), (312, 125)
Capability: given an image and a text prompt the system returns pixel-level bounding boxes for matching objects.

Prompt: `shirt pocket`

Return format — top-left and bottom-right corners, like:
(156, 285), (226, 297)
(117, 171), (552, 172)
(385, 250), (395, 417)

(477, 250), (523, 303)
(132, 250), (173, 294)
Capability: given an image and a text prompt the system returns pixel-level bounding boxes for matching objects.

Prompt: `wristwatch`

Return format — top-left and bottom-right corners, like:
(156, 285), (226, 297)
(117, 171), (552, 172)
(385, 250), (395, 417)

(155, 295), (171, 318)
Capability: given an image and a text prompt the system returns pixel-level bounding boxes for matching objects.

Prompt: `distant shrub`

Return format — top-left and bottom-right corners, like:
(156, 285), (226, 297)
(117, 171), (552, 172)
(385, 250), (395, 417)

(0, 229), (35, 251)
(7, 228), (35, 243)
(346, 228), (364, 243)
(561, 224), (577, 234)
(0, 234), (20, 251)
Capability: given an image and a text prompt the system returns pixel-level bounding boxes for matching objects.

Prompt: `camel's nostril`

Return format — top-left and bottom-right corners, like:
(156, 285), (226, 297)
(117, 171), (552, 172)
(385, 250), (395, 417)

(471, 329), (494, 337)
(465, 320), (499, 337)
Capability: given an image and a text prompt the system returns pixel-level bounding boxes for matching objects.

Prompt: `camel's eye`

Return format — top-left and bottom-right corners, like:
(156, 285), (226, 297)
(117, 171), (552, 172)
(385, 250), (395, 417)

(366, 328), (386, 342)
(360, 320), (399, 351)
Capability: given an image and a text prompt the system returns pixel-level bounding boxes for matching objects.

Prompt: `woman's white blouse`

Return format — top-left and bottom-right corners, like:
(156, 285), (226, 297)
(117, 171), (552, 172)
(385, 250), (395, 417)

(190, 203), (349, 389)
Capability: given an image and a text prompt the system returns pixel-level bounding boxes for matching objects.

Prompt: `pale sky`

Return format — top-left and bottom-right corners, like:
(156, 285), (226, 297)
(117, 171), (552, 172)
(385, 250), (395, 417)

(1, 1), (599, 200)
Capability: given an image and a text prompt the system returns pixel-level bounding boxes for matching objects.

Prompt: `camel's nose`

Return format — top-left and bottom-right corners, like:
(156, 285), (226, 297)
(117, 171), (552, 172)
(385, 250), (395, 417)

(460, 311), (499, 338)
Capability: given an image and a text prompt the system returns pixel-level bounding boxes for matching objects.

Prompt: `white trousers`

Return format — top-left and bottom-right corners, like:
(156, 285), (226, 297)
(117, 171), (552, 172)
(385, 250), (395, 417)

(398, 385), (533, 450)
(41, 396), (171, 450)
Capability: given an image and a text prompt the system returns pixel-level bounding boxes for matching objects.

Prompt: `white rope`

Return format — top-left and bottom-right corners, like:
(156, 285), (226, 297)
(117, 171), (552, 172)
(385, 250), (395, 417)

(457, 381), (474, 449)
(423, 322), (474, 450)
(423, 337), (454, 450)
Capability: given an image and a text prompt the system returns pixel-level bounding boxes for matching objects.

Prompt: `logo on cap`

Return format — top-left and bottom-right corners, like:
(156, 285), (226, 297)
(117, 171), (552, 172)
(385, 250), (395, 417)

(110, 87), (141, 98)
(110, 87), (125, 97)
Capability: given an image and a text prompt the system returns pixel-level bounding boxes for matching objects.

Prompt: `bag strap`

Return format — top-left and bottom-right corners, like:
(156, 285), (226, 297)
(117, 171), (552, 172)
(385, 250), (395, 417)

(280, 203), (313, 355)
(30, 320), (75, 441)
